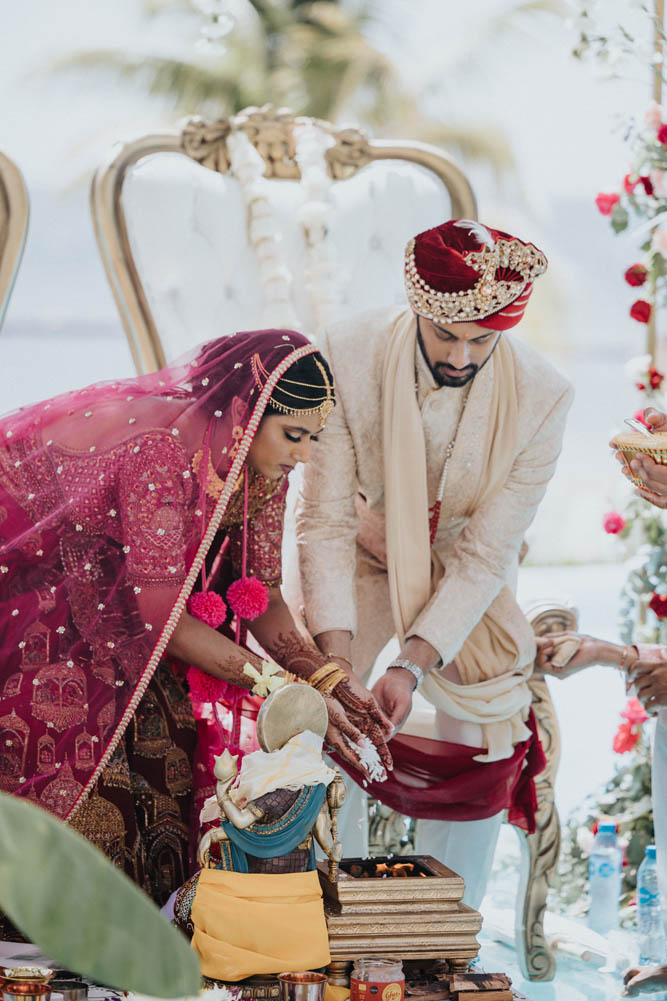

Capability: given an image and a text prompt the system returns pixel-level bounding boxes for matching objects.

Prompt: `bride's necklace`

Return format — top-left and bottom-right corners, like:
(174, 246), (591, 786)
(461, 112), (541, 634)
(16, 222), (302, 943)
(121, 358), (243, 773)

(428, 384), (472, 546)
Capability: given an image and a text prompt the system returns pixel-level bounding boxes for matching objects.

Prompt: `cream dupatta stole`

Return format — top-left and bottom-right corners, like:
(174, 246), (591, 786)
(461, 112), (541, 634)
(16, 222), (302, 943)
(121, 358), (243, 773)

(382, 310), (536, 761)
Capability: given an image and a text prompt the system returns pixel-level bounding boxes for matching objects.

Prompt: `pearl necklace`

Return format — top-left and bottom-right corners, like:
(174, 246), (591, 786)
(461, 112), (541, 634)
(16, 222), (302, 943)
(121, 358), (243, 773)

(428, 384), (472, 546)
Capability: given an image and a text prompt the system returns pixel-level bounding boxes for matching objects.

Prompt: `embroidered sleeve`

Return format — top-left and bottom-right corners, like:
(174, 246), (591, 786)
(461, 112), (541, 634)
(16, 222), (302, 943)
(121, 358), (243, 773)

(118, 431), (193, 586)
(228, 480), (287, 587)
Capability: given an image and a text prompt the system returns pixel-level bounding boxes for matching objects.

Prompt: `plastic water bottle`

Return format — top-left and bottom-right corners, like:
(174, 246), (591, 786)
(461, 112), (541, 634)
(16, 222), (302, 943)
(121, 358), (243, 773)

(637, 845), (666, 965)
(588, 821), (623, 935)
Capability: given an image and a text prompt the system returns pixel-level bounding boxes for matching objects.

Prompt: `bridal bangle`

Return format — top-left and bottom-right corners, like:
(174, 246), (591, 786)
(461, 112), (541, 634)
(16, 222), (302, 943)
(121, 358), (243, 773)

(325, 652), (353, 671)
(308, 662), (347, 695)
(387, 658), (425, 690)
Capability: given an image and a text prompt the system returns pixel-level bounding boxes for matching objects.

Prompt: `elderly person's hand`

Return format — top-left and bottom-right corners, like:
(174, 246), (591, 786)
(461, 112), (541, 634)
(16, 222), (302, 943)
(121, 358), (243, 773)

(627, 644), (667, 715)
(612, 409), (667, 507)
(622, 964), (667, 996)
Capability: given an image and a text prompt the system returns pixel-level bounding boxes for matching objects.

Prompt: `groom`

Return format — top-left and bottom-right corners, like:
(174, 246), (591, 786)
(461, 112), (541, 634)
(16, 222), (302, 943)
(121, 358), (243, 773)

(295, 219), (573, 907)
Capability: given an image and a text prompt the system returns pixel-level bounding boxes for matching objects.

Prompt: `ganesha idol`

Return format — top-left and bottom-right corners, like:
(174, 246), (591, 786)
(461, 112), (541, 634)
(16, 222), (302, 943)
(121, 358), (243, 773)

(173, 683), (346, 982)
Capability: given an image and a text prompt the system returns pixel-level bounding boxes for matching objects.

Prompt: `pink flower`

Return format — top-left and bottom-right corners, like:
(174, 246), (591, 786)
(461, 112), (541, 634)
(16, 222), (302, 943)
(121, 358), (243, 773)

(595, 192), (620, 216)
(650, 366), (665, 389)
(634, 408), (651, 429)
(613, 720), (640, 754)
(645, 100), (663, 131)
(227, 576), (269, 620)
(621, 698), (648, 725)
(630, 299), (652, 323)
(624, 174), (639, 194)
(652, 227), (667, 257)
(603, 511), (626, 534)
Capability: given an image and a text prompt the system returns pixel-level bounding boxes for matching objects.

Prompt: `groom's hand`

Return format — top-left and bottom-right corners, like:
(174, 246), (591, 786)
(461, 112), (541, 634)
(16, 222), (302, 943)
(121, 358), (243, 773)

(372, 668), (415, 730)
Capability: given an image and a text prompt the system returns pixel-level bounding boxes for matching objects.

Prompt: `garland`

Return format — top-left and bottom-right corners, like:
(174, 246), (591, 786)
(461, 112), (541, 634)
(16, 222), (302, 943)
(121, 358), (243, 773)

(226, 122), (345, 335)
(293, 121), (343, 329)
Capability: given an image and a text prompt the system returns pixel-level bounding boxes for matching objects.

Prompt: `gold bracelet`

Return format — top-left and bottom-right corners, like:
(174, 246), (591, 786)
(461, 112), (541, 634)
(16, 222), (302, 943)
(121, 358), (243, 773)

(308, 663), (347, 695)
(316, 669), (348, 695)
(326, 652), (353, 671)
(308, 662), (342, 689)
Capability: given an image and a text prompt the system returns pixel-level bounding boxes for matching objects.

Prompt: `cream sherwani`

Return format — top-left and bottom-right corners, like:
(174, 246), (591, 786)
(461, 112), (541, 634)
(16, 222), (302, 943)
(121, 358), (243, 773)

(295, 305), (573, 907)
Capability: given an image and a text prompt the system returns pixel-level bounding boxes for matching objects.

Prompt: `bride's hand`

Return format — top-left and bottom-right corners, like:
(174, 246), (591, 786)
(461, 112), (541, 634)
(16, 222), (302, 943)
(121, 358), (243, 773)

(322, 687), (392, 779)
(332, 673), (393, 767)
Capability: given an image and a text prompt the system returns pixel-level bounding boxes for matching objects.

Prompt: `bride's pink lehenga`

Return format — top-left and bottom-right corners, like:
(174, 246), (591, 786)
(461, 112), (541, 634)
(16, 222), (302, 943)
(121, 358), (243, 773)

(0, 329), (317, 912)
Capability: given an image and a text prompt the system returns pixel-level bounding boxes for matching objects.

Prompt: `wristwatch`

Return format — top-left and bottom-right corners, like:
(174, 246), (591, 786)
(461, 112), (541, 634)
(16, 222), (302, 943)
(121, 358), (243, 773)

(387, 658), (424, 690)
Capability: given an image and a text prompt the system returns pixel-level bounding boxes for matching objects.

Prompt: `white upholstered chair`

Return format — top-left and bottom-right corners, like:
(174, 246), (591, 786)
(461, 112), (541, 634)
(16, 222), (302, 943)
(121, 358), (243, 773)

(0, 151), (29, 330)
(90, 105), (567, 980)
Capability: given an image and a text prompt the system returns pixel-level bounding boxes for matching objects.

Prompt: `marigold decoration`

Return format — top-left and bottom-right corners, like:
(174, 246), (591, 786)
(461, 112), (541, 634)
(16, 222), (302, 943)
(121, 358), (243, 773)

(649, 592), (667, 619)
(625, 264), (648, 287)
(187, 590), (227, 628)
(227, 576), (269, 621)
(630, 299), (652, 323)
(595, 192), (620, 215)
(603, 511), (627, 534)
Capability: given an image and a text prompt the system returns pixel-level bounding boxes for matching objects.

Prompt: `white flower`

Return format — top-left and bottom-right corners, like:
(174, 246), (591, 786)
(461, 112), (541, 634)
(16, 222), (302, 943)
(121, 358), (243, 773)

(214, 410), (222, 418)
(145, 623), (153, 631)
(134, 586), (142, 594)
(109, 508), (117, 517)
(56, 626), (65, 634)
(624, 354), (651, 382)
(128, 417), (136, 425)
(0, 566), (7, 574)
(11, 609), (18, 617)
(645, 99), (663, 131)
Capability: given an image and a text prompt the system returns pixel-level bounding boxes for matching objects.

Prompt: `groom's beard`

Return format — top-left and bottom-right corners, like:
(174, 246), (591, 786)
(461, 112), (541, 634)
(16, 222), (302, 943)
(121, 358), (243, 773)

(417, 324), (500, 388)
(432, 361), (478, 387)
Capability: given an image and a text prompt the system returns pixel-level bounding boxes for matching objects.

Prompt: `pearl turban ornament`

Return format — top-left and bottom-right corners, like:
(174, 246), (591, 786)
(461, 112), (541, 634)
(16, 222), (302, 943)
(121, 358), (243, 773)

(404, 219), (548, 330)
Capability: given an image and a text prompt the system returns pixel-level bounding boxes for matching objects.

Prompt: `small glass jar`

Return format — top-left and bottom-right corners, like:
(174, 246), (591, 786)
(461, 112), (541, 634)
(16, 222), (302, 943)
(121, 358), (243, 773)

(350, 958), (404, 1001)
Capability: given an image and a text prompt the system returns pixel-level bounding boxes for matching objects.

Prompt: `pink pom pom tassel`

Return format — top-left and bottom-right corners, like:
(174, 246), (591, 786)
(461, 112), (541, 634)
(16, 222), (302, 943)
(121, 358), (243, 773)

(227, 576), (269, 621)
(187, 590), (227, 628)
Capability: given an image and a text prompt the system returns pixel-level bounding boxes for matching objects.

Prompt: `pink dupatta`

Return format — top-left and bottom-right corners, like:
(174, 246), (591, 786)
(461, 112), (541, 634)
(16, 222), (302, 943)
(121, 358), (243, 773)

(0, 329), (316, 821)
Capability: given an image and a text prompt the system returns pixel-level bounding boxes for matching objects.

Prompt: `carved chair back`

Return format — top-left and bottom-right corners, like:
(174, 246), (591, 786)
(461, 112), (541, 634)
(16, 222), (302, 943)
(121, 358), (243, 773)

(90, 106), (475, 372)
(0, 152), (29, 330)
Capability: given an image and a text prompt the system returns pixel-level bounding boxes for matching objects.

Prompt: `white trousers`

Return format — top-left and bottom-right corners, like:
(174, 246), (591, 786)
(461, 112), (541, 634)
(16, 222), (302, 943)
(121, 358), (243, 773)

(653, 710), (667, 938)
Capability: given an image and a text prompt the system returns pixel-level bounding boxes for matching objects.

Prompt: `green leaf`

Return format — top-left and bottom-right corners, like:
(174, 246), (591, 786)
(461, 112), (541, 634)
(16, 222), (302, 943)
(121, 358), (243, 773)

(0, 792), (200, 997)
(611, 204), (630, 232)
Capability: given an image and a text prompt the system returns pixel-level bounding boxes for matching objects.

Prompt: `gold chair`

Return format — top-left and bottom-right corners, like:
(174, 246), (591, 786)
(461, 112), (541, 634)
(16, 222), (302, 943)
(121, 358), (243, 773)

(90, 106), (563, 980)
(0, 151), (29, 329)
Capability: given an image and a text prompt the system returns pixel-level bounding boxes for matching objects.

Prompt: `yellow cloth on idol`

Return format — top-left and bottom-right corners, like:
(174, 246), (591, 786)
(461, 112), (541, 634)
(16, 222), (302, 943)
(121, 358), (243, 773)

(190, 868), (331, 981)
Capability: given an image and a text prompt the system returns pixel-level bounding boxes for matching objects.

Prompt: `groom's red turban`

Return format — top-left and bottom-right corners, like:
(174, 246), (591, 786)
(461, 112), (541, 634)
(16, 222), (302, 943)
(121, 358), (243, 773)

(404, 219), (548, 331)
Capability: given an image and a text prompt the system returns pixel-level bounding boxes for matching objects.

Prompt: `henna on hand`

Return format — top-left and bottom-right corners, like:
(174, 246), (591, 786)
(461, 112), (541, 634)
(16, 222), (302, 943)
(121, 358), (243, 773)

(263, 629), (327, 680)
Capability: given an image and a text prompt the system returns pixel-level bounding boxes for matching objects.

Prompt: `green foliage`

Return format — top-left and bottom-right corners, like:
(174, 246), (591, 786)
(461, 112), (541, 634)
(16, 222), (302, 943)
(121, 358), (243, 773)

(552, 730), (654, 923)
(0, 792), (200, 997)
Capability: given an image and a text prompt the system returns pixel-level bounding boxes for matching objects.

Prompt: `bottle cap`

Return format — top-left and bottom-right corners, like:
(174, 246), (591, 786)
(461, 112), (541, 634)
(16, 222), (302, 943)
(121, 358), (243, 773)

(646, 844), (657, 861)
(598, 822), (617, 833)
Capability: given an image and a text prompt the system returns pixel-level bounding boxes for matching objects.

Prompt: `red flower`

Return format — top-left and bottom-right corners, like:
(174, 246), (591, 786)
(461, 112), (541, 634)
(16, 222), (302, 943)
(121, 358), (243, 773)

(621, 698), (648, 725)
(613, 720), (641, 753)
(630, 299), (652, 323)
(595, 192), (620, 215)
(640, 175), (655, 196)
(227, 576), (269, 620)
(650, 366), (664, 389)
(603, 511), (626, 534)
(625, 263), (648, 287)
(634, 408), (651, 429)
(649, 592), (667, 619)
(624, 174), (639, 194)
(658, 123), (667, 145)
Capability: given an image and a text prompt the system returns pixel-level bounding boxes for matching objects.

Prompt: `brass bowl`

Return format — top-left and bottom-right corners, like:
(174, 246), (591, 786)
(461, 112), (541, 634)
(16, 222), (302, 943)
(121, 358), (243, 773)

(610, 430), (667, 490)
